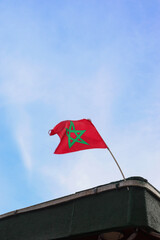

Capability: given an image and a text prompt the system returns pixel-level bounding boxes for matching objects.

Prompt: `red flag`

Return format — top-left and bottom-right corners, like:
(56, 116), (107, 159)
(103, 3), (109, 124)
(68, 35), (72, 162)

(49, 119), (108, 154)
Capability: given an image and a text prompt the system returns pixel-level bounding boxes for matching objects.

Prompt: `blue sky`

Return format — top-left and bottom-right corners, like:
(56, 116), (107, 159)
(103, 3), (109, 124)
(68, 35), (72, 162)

(0, 0), (160, 214)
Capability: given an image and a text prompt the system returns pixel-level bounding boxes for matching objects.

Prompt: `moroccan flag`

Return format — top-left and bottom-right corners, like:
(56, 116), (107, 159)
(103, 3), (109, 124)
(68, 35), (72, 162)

(49, 119), (108, 154)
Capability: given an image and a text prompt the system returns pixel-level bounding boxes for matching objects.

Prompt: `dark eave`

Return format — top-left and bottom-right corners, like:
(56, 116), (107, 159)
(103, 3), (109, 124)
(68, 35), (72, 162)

(0, 176), (160, 240)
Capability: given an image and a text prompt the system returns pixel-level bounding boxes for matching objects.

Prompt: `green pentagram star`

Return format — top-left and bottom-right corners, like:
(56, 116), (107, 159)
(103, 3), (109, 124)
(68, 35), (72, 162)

(66, 121), (89, 148)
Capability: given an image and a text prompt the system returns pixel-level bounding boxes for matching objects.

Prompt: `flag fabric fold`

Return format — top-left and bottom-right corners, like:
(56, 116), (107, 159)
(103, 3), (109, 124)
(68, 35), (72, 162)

(49, 119), (108, 154)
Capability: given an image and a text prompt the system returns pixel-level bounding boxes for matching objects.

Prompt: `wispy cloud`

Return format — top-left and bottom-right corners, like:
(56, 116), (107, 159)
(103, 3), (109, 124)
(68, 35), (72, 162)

(15, 109), (33, 171)
(0, 58), (44, 105)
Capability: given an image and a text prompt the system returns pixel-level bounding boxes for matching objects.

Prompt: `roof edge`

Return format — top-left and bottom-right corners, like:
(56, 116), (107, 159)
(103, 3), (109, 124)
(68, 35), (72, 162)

(0, 176), (159, 219)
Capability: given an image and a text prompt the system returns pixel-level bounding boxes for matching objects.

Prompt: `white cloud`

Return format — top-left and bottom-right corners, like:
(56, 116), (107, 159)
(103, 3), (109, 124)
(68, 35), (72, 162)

(109, 115), (160, 190)
(39, 149), (120, 198)
(15, 108), (33, 171)
(0, 58), (44, 105)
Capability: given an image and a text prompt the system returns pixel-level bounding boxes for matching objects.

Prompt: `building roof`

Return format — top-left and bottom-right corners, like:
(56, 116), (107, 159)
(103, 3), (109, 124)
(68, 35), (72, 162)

(0, 176), (160, 240)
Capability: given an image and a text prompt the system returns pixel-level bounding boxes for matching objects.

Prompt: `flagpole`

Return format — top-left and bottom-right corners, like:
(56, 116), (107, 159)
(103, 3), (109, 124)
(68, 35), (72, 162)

(107, 147), (126, 181)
